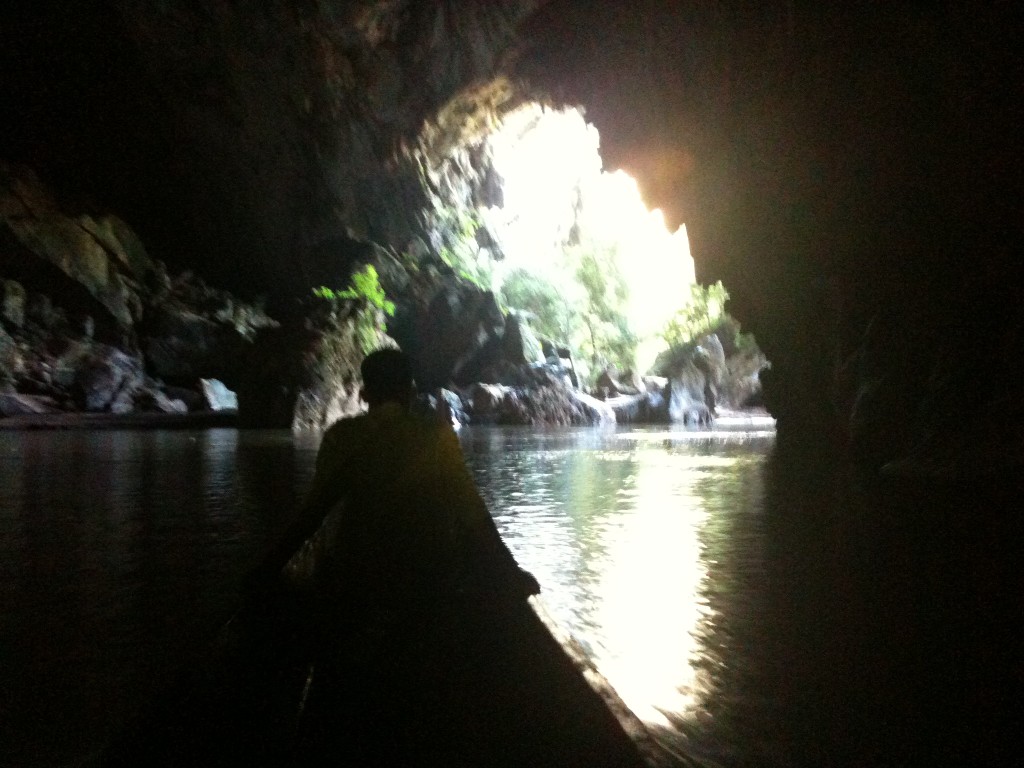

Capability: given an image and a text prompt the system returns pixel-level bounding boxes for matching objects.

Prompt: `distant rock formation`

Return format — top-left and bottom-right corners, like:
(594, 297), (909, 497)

(645, 319), (769, 426)
(1, 163), (274, 420)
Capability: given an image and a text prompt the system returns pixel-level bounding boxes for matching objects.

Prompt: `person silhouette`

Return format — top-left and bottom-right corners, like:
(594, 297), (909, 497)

(252, 347), (539, 617)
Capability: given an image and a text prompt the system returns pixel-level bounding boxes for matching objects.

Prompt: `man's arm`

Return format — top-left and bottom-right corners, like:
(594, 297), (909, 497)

(251, 425), (351, 581)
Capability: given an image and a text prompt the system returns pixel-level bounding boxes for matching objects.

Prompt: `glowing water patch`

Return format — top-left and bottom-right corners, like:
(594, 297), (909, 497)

(616, 430), (777, 442)
(587, 454), (732, 725)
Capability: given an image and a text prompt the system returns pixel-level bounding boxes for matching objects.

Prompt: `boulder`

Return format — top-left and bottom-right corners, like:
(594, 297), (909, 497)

(653, 331), (760, 425)
(140, 272), (278, 385)
(26, 293), (64, 330)
(716, 332), (769, 410)
(414, 388), (468, 428)
(465, 383), (508, 424)
(162, 385), (206, 413)
(2, 280), (26, 328)
(133, 388), (189, 415)
(496, 383), (592, 426)
(605, 393), (649, 423)
(606, 383), (672, 424)
(502, 312), (545, 367)
(570, 390), (616, 427)
(239, 305), (384, 430)
(0, 393), (61, 416)
(109, 387), (136, 415)
(72, 346), (145, 412)
(595, 368), (640, 398)
(49, 339), (93, 393)
(142, 308), (245, 383)
(0, 326), (19, 385)
(407, 282), (505, 388)
(200, 379), (239, 411)
(668, 362), (714, 426)
(693, 333), (727, 387)
(470, 379), (599, 426)
(436, 387), (468, 427)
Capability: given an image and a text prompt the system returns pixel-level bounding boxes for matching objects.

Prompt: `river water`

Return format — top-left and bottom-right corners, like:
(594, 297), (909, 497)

(0, 424), (1015, 767)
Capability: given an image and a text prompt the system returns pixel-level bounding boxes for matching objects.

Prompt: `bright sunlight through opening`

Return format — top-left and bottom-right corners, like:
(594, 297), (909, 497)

(483, 105), (696, 373)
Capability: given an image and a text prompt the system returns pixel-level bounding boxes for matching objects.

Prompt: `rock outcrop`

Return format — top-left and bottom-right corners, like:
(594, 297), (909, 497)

(139, 269), (278, 387)
(1, 163), (151, 336)
(461, 376), (599, 427)
(237, 300), (393, 431)
(1, 162), (615, 429)
(645, 320), (768, 426)
(0, 165), (275, 420)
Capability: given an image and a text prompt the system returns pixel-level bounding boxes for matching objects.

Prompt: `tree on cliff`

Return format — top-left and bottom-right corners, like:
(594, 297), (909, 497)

(572, 241), (637, 375)
(499, 267), (577, 341)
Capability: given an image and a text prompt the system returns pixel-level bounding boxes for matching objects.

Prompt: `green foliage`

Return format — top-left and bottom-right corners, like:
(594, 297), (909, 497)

(734, 329), (759, 354)
(498, 241), (638, 380)
(314, 264), (395, 353)
(661, 281), (730, 349)
(433, 206), (494, 290)
(499, 268), (577, 340)
(571, 241), (638, 375)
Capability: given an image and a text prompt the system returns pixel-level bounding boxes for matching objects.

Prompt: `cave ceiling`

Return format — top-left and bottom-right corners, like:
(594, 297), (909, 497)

(2, 1), (1020, 338)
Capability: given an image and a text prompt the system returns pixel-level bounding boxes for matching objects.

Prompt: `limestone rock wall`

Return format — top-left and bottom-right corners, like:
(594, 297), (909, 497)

(1, 163), (152, 332)
(74, 1), (539, 307)
(1, 164), (277, 419)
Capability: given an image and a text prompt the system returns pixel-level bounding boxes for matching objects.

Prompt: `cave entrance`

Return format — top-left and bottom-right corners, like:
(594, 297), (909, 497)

(482, 104), (696, 377)
(429, 101), (766, 406)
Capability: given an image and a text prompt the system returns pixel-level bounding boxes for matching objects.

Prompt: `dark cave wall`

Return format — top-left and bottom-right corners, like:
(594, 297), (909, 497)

(518, 2), (1023, 452)
(2, 0), (540, 312)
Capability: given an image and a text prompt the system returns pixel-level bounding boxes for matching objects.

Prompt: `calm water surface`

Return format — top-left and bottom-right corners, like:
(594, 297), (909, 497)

(8, 422), (993, 768)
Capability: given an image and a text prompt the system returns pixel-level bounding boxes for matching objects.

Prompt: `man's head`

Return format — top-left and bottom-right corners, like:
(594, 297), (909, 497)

(360, 348), (414, 408)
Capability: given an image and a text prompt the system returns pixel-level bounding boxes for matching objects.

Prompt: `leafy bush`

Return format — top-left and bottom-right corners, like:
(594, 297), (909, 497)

(432, 206), (495, 290)
(497, 241), (639, 380)
(314, 264), (395, 353)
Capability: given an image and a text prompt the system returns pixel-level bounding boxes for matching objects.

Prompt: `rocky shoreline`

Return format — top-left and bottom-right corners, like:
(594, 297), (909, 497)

(3, 162), (767, 431)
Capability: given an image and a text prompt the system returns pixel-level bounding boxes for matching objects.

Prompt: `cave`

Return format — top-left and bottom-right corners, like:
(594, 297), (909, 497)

(5, 0), (1020, 458)
(2, 1), (1021, 765)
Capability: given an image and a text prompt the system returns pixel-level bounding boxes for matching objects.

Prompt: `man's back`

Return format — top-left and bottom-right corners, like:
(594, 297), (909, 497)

(309, 403), (486, 608)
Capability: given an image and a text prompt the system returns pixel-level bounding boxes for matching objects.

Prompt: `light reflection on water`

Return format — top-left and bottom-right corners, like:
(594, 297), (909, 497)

(460, 427), (773, 732)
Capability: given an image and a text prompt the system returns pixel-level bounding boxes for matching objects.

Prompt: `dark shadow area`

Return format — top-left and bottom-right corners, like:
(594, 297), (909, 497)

(0, 2), (179, 265)
(734, 444), (1024, 767)
(99, 587), (651, 768)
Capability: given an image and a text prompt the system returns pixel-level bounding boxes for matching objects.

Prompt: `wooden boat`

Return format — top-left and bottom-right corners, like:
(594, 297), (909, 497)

(99, 581), (672, 768)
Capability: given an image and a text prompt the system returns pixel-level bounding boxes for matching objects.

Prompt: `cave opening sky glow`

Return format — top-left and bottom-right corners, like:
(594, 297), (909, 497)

(484, 105), (696, 371)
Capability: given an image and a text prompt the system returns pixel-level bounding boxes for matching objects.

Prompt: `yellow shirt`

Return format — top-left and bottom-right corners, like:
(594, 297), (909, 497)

(295, 403), (511, 607)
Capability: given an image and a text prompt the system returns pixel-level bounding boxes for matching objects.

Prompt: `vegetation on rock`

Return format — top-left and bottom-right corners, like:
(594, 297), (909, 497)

(498, 240), (638, 380)
(314, 264), (395, 354)
(498, 268), (575, 341)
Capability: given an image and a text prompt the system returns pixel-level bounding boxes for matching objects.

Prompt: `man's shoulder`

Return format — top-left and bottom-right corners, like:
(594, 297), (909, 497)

(322, 413), (371, 441)
(324, 408), (457, 443)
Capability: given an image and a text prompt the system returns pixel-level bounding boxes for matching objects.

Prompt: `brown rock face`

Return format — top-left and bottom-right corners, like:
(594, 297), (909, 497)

(1, 163), (152, 329)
